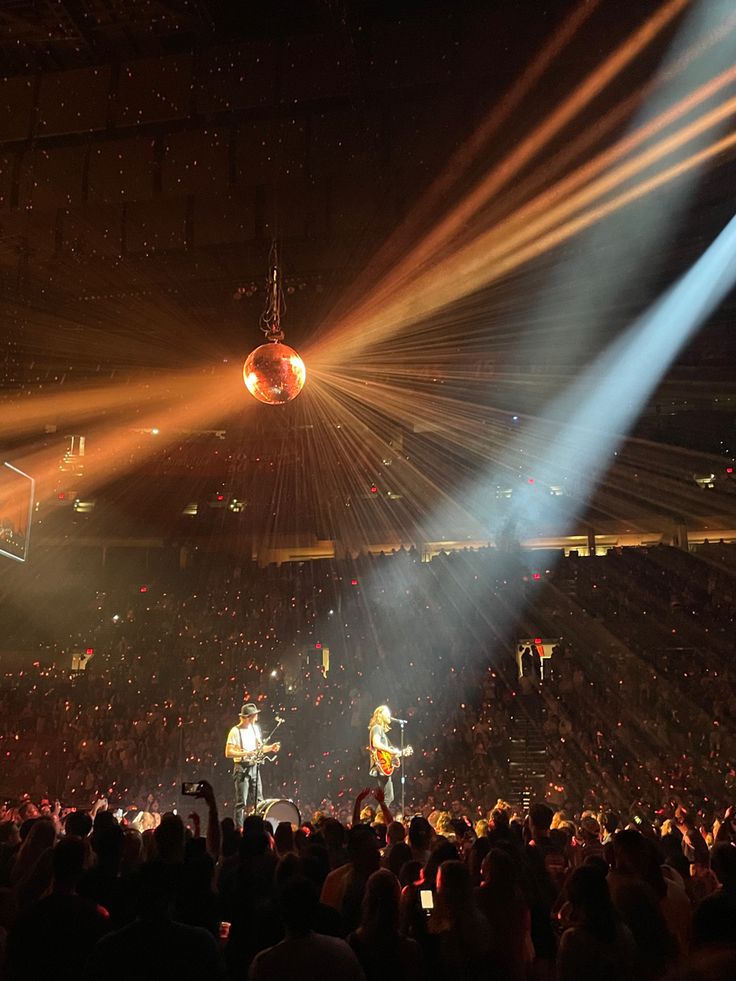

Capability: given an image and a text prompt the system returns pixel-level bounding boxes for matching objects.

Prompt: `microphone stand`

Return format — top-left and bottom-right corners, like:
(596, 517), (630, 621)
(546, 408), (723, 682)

(397, 718), (407, 818)
(262, 717), (284, 753)
(253, 718), (283, 815)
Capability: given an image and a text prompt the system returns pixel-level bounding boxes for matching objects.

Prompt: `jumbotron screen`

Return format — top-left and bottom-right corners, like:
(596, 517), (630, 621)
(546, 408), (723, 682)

(0, 462), (35, 563)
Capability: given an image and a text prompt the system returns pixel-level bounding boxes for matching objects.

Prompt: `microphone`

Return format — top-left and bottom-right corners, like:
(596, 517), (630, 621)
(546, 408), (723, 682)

(390, 716), (408, 724)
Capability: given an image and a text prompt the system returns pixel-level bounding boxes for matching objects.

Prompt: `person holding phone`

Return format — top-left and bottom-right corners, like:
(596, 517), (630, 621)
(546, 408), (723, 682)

(224, 703), (280, 830)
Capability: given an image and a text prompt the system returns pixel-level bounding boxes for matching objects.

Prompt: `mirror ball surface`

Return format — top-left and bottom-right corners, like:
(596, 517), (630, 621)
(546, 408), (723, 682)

(242, 342), (307, 405)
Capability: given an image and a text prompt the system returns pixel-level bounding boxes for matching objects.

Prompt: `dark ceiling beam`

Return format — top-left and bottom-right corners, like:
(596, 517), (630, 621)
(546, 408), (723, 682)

(156, 0), (214, 35)
(0, 9), (64, 41)
(0, 77), (438, 153)
(56, 1), (99, 51)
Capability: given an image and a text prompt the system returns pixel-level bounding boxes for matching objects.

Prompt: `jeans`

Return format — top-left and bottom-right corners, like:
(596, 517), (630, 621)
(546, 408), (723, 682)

(233, 764), (263, 829)
(373, 770), (394, 807)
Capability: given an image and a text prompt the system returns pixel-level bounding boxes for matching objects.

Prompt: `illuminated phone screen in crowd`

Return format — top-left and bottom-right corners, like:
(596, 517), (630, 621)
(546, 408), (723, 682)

(0, 462), (35, 563)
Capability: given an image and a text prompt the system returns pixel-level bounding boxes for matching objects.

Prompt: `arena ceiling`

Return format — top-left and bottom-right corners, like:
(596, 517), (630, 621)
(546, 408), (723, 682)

(1, 0), (735, 550)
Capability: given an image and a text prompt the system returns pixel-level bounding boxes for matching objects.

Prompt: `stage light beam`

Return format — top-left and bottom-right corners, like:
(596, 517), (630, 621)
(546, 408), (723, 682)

(473, 211), (736, 537)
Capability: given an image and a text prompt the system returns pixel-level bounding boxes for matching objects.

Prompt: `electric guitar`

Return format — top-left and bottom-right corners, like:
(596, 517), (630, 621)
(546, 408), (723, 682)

(371, 745), (413, 776)
(237, 742), (281, 766)
(227, 717), (283, 766)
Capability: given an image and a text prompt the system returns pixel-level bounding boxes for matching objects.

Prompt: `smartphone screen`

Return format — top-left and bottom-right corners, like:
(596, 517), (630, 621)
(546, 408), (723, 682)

(420, 889), (434, 912)
(181, 782), (201, 796)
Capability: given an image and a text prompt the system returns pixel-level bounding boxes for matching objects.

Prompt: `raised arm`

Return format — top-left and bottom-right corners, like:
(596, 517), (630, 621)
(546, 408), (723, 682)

(372, 786), (393, 823)
(195, 780), (221, 859)
(352, 787), (372, 826)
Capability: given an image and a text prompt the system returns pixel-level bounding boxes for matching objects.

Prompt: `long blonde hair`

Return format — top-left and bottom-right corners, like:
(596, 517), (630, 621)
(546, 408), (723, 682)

(368, 705), (391, 732)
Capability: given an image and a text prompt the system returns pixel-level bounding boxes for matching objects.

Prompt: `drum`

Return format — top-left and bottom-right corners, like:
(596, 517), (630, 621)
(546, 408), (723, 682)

(256, 798), (301, 829)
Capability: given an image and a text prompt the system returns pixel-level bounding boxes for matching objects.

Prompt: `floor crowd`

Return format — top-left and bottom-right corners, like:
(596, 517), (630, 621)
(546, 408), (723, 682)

(2, 542), (736, 978)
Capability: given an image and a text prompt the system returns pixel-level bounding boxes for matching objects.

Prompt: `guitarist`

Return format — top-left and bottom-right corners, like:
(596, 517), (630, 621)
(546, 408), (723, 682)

(368, 704), (405, 809)
(225, 702), (280, 829)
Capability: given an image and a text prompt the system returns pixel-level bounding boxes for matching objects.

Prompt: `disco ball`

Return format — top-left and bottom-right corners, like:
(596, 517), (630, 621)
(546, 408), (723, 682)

(242, 341), (306, 405)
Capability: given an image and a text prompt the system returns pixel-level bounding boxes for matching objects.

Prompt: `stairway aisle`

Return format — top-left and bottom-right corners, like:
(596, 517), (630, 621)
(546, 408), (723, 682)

(508, 693), (547, 811)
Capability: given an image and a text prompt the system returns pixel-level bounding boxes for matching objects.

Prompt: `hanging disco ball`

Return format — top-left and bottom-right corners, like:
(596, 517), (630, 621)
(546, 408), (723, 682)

(242, 341), (306, 405)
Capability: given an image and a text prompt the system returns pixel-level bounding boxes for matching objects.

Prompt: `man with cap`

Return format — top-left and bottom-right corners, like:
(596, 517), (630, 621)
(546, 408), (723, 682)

(225, 703), (280, 830)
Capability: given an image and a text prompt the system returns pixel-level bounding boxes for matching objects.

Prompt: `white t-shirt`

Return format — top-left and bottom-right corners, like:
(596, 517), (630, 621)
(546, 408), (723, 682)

(226, 722), (261, 762)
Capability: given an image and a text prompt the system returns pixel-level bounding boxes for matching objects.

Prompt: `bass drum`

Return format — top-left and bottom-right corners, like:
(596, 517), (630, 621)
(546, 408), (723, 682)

(256, 798), (301, 830)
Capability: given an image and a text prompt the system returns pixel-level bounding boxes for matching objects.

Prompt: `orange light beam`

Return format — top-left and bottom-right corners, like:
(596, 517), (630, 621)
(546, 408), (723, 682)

(363, 125), (736, 340)
(313, 359), (735, 523)
(7, 368), (245, 513)
(461, 87), (736, 280)
(303, 377), (477, 534)
(353, 66), (736, 351)
(310, 368), (535, 463)
(311, 89), (736, 367)
(454, 127), (736, 299)
(478, 37), (736, 232)
(0, 370), (219, 439)
(306, 370), (714, 535)
(340, 0), (601, 303)
(316, 0), (692, 356)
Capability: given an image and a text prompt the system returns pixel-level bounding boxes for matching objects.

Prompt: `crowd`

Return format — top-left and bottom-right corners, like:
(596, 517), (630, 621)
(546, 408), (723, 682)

(0, 545), (533, 819)
(1, 540), (736, 976)
(1, 542), (735, 824)
(2, 781), (736, 980)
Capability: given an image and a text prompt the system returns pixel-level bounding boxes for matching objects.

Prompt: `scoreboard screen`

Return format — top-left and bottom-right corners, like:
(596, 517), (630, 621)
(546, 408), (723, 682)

(0, 462), (35, 563)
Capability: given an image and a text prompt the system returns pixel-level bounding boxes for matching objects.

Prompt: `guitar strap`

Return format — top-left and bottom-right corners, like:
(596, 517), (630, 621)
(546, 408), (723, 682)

(235, 723), (263, 768)
(234, 726), (244, 770)
(235, 725), (255, 767)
